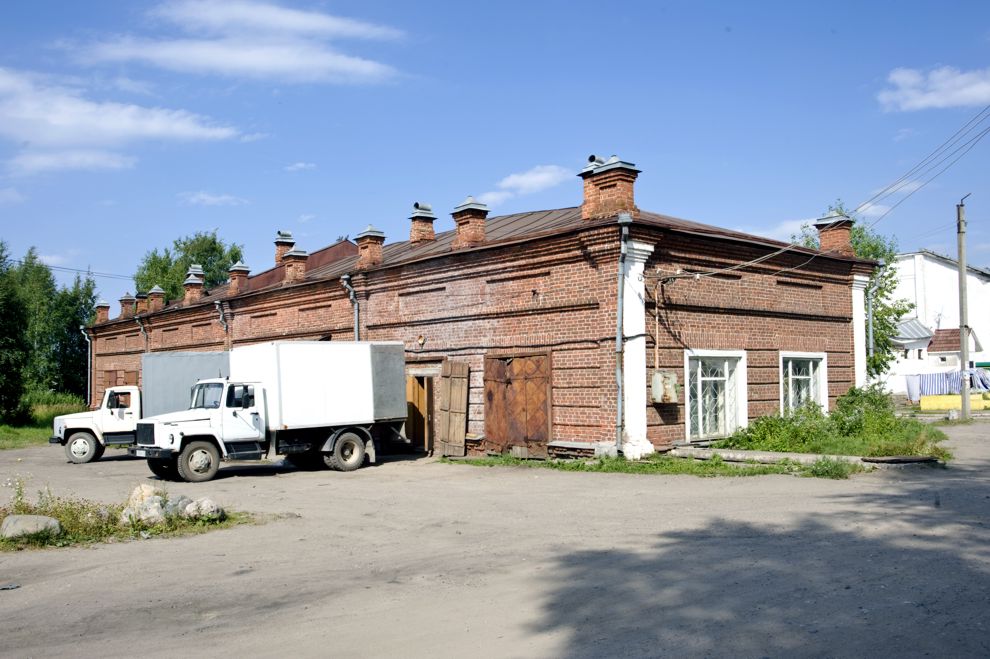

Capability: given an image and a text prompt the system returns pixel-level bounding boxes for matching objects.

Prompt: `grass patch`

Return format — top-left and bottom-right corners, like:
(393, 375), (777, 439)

(804, 458), (863, 480)
(0, 424), (52, 450)
(444, 452), (821, 477)
(714, 385), (951, 461)
(0, 479), (249, 551)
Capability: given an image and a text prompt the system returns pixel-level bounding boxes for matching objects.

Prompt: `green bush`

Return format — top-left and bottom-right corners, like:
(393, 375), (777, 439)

(716, 384), (950, 459)
(20, 390), (87, 427)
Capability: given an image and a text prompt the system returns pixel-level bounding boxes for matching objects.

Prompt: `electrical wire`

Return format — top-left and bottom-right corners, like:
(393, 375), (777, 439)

(7, 259), (134, 282)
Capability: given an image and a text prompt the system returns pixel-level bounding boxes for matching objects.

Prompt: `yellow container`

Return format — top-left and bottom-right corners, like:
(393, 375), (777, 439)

(919, 394), (988, 411)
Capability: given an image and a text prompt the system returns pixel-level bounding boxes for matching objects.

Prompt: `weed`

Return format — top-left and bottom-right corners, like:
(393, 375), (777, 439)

(715, 385), (951, 460)
(0, 478), (249, 551)
(804, 458), (862, 480)
(444, 453), (803, 478)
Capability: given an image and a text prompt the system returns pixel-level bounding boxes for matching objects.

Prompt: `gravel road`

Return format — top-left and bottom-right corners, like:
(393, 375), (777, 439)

(2, 426), (989, 658)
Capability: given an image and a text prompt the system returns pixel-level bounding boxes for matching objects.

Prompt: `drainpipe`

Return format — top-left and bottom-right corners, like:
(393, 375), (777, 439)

(214, 300), (228, 334)
(134, 317), (149, 352)
(341, 274), (359, 341)
(79, 325), (91, 407)
(615, 212), (633, 453)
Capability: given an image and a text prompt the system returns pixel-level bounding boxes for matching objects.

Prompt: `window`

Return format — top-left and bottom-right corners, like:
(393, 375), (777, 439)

(191, 383), (224, 409)
(685, 350), (747, 440)
(780, 352), (827, 413)
(226, 384), (255, 408)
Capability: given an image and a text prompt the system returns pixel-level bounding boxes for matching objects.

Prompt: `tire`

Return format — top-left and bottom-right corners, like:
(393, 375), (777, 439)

(65, 431), (100, 464)
(147, 457), (178, 480)
(176, 440), (221, 482)
(324, 432), (366, 472)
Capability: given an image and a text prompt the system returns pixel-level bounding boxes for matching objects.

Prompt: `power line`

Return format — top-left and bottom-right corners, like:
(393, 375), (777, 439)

(7, 259), (134, 282)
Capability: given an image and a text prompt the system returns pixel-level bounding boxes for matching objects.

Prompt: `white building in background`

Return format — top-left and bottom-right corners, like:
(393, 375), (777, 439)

(883, 250), (990, 394)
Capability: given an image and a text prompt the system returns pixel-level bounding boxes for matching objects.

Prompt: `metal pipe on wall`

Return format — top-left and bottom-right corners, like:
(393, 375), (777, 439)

(79, 325), (91, 407)
(615, 212), (633, 453)
(341, 274), (360, 341)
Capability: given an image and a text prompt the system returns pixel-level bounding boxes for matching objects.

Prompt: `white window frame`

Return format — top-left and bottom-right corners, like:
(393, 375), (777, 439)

(683, 349), (748, 442)
(778, 351), (828, 413)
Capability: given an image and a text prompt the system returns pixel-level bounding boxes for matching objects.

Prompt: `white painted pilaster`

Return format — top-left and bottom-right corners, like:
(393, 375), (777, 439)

(852, 274), (870, 387)
(622, 240), (655, 459)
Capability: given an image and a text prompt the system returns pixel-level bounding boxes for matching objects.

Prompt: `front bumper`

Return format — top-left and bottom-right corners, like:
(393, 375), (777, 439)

(49, 436), (62, 445)
(128, 446), (175, 459)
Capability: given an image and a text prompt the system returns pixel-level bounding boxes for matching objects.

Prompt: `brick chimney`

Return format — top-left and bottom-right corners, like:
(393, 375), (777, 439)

(118, 292), (135, 319)
(356, 225), (385, 269)
(410, 202), (437, 243)
(814, 216), (855, 257)
(183, 270), (204, 304)
(451, 196), (489, 249)
(134, 293), (149, 315)
(94, 300), (110, 324)
(275, 230), (295, 266)
(283, 249), (308, 283)
(228, 261), (250, 295)
(579, 154), (641, 220)
(148, 285), (166, 312)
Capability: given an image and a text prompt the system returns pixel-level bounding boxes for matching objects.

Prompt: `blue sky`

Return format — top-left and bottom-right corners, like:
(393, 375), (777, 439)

(2, 1), (990, 305)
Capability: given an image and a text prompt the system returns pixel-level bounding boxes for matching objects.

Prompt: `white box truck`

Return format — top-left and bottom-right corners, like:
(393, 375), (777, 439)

(50, 351), (229, 464)
(128, 341), (408, 482)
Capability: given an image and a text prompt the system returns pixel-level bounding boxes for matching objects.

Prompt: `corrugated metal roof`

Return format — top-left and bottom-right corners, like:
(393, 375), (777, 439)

(893, 318), (933, 344)
(112, 205), (871, 322)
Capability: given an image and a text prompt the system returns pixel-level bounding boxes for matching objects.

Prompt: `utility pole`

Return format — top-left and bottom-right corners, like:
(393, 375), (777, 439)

(958, 194), (972, 420)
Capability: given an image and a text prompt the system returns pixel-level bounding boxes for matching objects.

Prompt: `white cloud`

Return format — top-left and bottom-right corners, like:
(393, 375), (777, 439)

(878, 66), (990, 111)
(240, 132), (268, 143)
(0, 187), (25, 204)
(111, 76), (155, 95)
(284, 161), (315, 172)
(0, 67), (238, 175)
(179, 190), (249, 206)
(9, 150), (136, 175)
(734, 218), (812, 242)
(0, 68), (237, 148)
(38, 253), (68, 266)
(478, 164), (572, 207)
(152, 0), (403, 40)
(297, 213), (316, 223)
(80, 1), (401, 84)
(858, 202), (892, 219)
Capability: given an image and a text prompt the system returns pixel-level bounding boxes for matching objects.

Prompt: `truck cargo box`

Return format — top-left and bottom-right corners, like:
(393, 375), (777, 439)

(141, 351), (230, 417)
(229, 341), (406, 430)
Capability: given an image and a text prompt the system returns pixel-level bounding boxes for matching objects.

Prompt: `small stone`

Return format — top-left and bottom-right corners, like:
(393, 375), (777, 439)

(190, 497), (223, 519)
(1, 514), (61, 539)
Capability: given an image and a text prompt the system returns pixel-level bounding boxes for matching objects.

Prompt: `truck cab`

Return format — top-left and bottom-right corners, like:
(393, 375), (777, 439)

(131, 379), (270, 482)
(50, 386), (142, 463)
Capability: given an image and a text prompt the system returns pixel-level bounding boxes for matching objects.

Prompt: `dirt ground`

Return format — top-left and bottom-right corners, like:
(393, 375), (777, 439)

(2, 426), (989, 658)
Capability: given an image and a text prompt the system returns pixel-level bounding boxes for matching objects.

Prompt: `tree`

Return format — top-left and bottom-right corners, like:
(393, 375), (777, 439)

(794, 200), (913, 378)
(134, 231), (244, 302)
(7, 247), (97, 398)
(0, 241), (28, 421)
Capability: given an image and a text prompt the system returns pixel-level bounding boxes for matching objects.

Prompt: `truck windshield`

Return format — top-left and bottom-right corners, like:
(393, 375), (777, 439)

(190, 383), (224, 409)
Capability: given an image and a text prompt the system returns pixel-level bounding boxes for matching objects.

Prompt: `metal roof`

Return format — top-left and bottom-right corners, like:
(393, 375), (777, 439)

(893, 318), (933, 344)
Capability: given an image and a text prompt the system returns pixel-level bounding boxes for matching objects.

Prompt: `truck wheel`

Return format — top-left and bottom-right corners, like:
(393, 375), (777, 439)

(324, 433), (366, 472)
(65, 432), (100, 464)
(176, 441), (221, 482)
(147, 457), (178, 481)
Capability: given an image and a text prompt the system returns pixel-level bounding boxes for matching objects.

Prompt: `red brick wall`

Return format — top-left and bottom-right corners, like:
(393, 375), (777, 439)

(89, 223), (860, 451)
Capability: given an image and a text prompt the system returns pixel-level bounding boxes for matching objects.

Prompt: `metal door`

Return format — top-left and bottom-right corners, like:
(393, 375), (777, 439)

(484, 353), (551, 458)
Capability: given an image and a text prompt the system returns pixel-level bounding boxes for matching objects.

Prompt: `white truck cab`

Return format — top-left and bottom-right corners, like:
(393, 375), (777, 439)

(50, 386), (141, 463)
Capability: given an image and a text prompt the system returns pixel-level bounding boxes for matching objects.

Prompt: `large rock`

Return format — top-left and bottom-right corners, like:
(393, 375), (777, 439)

(186, 497), (224, 520)
(128, 484), (165, 508)
(164, 495), (193, 518)
(1, 514), (61, 539)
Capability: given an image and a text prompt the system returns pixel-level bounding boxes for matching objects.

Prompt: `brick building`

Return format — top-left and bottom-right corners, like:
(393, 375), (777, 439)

(87, 155), (874, 459)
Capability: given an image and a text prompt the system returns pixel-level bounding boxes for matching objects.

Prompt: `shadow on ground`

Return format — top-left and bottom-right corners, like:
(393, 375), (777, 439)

(531, 467), (990, 657)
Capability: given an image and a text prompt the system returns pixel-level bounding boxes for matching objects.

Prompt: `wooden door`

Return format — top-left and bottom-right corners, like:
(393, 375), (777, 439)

(405, 375), (432, 453)
(437, 361), (469, 457)
(484, 353), (551, 458)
